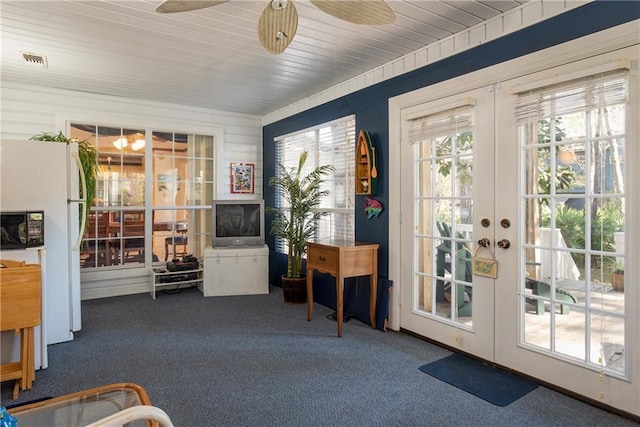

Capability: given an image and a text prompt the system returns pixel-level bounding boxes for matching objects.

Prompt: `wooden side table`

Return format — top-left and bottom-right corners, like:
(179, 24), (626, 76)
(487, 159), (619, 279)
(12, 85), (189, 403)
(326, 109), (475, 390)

(306, 240), (379, 337)
(0, 261), (42, 399)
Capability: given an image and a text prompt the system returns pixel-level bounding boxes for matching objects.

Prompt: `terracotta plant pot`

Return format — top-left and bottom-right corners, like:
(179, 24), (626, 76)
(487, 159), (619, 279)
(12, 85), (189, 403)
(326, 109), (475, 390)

(281, 275), (307, 304)
(611, 272), (624, 292)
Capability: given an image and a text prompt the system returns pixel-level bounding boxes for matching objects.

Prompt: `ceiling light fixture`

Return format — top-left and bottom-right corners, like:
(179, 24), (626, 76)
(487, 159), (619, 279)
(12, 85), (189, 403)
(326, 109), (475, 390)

(131, 139), (146, 151)
(113, 137), (128, 150)
(557, 150), (576, 166)
(274, 1), (288, 41)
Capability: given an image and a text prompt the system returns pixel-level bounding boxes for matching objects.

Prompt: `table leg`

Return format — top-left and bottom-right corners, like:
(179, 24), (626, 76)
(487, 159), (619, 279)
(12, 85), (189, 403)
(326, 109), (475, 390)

(26, 327), (35, 388)
(19, 328), (28, 391)
(369, 273), (377, 330)
(105, 240), (112, 266)
(306, 269), (314, 321)
(336, 275), (344, 337)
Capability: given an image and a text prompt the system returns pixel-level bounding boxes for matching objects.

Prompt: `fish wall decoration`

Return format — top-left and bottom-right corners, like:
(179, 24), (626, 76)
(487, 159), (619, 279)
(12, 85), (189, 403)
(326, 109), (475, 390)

(364, 197), (383, 219)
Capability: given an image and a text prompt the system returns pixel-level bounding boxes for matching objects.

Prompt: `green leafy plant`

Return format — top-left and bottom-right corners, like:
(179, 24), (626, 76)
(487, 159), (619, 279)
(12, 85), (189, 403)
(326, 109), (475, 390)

(541, 202), (624, 269)
(268, 151), (335, 279)
(434, 131), (473, 185)
(609, 260), (624, 274)
(30, 131), (99, 222)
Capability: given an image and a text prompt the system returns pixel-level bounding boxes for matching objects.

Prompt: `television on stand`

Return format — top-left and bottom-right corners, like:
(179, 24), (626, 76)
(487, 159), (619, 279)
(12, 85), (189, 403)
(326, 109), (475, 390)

(211, 199), (265, 248)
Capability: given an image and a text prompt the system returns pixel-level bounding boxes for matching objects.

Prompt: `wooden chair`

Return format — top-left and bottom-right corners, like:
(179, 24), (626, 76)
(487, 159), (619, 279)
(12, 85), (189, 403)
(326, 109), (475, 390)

(81, 213), (111, 267)
(110, 220), (146, 264)
(111, 212), (160, 264)
(123, 222), (146, 261)
(525, 278), (577, 315)
(435, 222), (473, 316)
(164, 221), (188, 261)
(0, 261), (42, 399)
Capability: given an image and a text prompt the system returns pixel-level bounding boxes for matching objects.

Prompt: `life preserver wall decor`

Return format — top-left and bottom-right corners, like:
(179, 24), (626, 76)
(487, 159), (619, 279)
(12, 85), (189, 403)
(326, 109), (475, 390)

(355, 130), (379, 195)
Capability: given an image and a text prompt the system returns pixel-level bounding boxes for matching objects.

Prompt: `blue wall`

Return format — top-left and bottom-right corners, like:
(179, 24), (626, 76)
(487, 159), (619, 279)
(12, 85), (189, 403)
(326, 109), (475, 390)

(263, 1), (639, 318)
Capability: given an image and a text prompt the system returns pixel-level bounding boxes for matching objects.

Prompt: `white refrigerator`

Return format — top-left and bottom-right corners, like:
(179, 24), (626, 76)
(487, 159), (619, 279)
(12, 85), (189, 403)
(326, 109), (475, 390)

(0, 139), (85, 369)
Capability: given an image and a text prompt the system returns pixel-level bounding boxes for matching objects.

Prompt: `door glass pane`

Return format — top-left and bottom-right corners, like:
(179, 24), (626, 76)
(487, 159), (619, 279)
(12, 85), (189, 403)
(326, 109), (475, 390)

(590, 313), (625, 373)
(412, 123), (474, 328)
(520, 70), (627, 375)
(416, 236), (434, 312)
(555, 306), (586, 360)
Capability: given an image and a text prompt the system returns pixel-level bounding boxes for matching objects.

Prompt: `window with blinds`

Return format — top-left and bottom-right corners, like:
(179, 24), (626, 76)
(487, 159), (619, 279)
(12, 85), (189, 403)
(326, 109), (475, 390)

(514, 69), (628, 125)
(407, 104), (475, 143)
(274, 116), (355, 253)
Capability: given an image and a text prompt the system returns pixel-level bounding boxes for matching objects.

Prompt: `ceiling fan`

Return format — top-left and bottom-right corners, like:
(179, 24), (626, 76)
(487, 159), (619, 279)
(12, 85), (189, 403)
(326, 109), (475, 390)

(155, 0), (396, 54)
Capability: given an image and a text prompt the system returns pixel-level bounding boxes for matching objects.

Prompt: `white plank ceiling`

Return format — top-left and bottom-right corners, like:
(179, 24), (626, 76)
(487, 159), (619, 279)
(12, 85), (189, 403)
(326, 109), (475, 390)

(1, 0), (530, 117)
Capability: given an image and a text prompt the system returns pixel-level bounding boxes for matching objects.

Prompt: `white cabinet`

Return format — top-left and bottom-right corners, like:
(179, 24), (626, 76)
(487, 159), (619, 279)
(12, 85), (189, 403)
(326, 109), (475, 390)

(201, 245), (269, 296)
(150, 267), (203, 299)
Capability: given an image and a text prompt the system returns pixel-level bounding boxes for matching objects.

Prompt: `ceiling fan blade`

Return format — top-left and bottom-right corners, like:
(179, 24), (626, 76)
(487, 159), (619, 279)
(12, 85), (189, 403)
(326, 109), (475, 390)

(310, 0), (396, 25)
(258, 0), (298, 55)
(155, 0), (229, 14)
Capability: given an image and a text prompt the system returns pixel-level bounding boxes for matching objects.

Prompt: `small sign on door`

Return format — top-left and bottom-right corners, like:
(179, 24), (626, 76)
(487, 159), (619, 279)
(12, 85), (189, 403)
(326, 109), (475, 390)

(473, 257), (498, 278)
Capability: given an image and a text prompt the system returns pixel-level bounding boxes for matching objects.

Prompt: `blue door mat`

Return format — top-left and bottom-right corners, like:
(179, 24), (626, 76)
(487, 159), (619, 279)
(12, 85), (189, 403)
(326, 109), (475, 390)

(419, 353), (539, 406)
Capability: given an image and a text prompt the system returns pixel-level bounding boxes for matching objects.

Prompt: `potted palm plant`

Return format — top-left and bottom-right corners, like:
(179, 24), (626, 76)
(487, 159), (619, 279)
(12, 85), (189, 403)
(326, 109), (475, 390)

(268, 151), (335, 303)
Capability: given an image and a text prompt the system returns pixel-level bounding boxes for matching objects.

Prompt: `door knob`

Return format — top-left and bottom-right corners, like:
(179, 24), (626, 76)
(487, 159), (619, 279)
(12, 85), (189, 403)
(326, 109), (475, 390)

(497, 239), (511, 249)
(477, 238), (490, 248)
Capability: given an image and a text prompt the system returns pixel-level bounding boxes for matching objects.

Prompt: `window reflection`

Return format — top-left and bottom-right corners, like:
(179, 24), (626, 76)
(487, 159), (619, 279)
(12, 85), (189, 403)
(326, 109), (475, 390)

(70, 124), (214, 269)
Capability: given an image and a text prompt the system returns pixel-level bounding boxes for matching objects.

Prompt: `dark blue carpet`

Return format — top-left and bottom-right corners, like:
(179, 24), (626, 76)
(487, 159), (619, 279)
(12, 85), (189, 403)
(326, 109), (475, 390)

(419, 353), (539, 406)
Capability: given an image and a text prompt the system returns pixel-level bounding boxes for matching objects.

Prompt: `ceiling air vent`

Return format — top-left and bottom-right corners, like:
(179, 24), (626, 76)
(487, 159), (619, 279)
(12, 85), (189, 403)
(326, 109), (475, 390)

(21, 52), (48, 68)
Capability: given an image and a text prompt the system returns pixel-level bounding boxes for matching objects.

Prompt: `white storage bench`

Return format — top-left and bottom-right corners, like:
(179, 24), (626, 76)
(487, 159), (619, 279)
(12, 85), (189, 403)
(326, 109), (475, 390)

(201, 245), (269, 296)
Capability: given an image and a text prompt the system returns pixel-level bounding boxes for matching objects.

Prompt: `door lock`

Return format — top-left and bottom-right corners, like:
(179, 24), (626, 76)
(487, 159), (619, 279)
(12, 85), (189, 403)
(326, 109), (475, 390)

(497, 239), (511, 249)
(477, 238), (491, 248)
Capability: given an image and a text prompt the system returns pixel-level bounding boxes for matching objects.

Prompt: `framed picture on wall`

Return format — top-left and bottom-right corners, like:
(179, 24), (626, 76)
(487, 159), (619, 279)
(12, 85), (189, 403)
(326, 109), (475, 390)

(231, 162), (255, 194)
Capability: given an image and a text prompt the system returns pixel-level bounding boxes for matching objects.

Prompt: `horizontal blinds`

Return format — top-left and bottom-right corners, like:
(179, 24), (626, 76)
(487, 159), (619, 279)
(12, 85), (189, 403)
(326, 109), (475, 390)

(275, 117), (355, 210)
(408, 104), (474, 144)
(317, 119), (355, 212)
(515, 70), (628, 125)
(274, 116), (355, 251)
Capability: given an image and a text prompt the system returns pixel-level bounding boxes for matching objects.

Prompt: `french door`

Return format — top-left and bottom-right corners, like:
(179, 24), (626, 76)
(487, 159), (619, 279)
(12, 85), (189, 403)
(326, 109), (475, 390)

(398, 86), (505, 362)
(391, 44), (638, 415)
